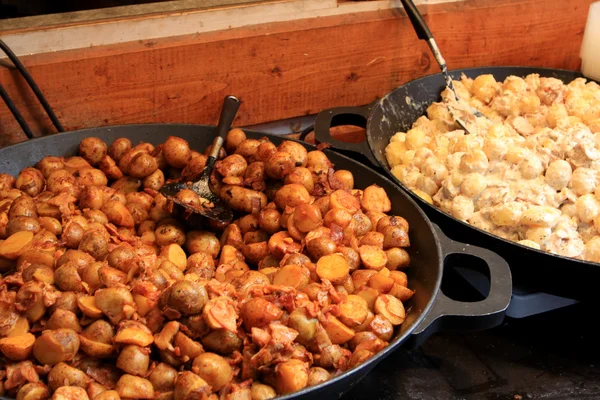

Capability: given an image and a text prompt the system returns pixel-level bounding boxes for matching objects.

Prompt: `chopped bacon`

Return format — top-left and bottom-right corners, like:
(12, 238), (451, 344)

(269, 322), (298, 346)
(85, 365), (119, 389)
(131, 281), (161, 301)
(5, 361), (39, 390)
(41, 284), (62, 307)
(204, 297), (238, 333)
(330, 223), (343, 244)
(47, 192), (77, 216)
(251, 327), (271, 348)
(2, 273), (23, 287)
(327, 167), (344, 191)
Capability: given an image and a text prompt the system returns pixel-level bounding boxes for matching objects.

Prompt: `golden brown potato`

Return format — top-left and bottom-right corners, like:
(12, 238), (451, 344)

(163, 136), (191, 168)
(278, 141), (308, 167)
(192, 352), (234, 391)
(201, 329), (242, 355)
(333, 170), (354, 191)
(161, 280), (208, 315)
(306, 150), (332, 174)
(98, 154), (123, 180)
(52, 386), (90, 400)
(256, 141), (278, 163)
(33, 329), (80, 365)
(0, 133), (414, 400)
(217, 154), (248, 178)
(54, 263), (85, 292)
(275, 359), (309, 395)
(173, 371), (209, 400)
(129, 152), (159, 178)
(108, 138), (132, 162)
(46, 309), (81, 332)
(95, 287), (136, 324)
(115, 374), (154, 399)
(6, 217), (41, 236)
(265, 151), (295, 180)
(251, 383), (277, 400)
(257, 208), (281, 234)
(9, 195), (37, 219)
(117, 345), (151, 376)
(284, 167), (314, 195)
(223, 128), (246, 152)
(382, 225), (410, 248)
(306, 237), (337, 260)
(48, 362), (90, 390)
(79, 232), (109, 260)
(219, 185), (268, 214)
(36, 157), (65, 179)
(386, 247), (410, 270)
(16, 168), (45, 197)
(16, 382), (50, 400)
(274, 184), (310, 209)
(111, 176), (142, 193)
(234, 139), (261, 162)
(143, 168), (165, 190)
(79, 137), (108, 166)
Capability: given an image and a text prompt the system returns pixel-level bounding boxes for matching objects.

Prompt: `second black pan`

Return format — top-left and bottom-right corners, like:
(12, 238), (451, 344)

(314, 66), (598, 300)
(0, 124), (511, 400)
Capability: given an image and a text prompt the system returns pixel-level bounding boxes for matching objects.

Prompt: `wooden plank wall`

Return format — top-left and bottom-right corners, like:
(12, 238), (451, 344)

(0, 0), (594, 146)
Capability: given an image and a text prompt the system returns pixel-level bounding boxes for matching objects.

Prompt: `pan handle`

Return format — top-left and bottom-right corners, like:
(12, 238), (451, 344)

(313, 105), (379, 166)
(408, 224), (512, 348)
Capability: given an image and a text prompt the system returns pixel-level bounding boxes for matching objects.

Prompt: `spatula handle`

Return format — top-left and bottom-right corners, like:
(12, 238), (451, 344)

(205, 95), (241, 173)
(399, 0), (433, 41)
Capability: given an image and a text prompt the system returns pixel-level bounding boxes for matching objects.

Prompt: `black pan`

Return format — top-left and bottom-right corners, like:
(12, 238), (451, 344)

(0, 124), (511, 400)
(314, 66), (599, 300)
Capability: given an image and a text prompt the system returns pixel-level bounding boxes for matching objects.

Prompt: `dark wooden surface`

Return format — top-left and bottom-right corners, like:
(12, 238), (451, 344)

(0, 0), (594, 145)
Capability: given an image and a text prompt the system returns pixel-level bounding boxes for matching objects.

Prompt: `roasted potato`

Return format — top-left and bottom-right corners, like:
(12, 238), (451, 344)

(0, 133), (414, 400)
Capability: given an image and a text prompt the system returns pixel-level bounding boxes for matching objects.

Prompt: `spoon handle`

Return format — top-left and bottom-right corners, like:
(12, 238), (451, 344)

(399, 0), (458, 100)
(205, 95), (241, 173)
(398, 0), (433, 41)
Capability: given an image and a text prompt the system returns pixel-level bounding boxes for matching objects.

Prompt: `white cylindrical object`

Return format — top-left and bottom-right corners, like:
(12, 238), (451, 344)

(580, 1), (600, 81)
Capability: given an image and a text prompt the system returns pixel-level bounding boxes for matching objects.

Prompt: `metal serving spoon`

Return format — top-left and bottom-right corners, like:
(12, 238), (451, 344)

(160, 95), (240, 223)
(399, 0), (486, 134)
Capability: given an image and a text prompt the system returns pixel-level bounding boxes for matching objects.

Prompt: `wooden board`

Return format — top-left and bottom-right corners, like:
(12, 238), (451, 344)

(0, 0), (594, 146)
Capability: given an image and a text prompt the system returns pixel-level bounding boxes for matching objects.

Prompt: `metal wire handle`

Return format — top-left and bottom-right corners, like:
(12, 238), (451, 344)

(0, 39), (64, 139)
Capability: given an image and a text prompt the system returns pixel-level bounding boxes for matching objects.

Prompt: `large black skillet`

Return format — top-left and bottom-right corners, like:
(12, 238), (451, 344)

(0, 124), (511, 400)
(314, 66), (599, 300)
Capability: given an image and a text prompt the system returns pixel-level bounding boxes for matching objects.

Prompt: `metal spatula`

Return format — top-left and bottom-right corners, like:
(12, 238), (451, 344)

(399, 0), (486, 134)
(160, 95), (240, 223)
